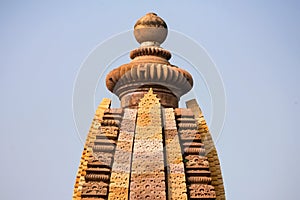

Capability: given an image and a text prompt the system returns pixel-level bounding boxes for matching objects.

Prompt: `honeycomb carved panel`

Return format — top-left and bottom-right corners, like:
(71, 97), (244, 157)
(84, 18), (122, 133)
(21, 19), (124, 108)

(185, 155), (209, 169)
(189, 184), (216, 199)
(133, 140), (164, 153)
(81, 181), (109, 197)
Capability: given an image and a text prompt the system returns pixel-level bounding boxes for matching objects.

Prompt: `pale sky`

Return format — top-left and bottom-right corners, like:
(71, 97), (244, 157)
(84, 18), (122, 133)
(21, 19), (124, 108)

(0, 1), (299, 199)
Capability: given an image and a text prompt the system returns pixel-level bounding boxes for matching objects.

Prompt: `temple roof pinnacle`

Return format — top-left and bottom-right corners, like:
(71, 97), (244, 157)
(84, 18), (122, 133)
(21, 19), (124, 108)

(105, 13), (193, 108)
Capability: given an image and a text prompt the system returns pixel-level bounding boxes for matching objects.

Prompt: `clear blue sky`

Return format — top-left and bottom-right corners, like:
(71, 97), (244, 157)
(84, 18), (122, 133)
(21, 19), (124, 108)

(0, 1), (299, 199)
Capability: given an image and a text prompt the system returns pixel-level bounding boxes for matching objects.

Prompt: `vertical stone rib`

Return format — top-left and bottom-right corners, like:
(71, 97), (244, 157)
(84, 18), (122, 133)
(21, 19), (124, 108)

(186, 99), (226, 200)
(163, 108), (188, 200)
(73, 98), (111, 200)
(130, 88), (166, 199)
(175, 108), (216, 199)
(108, 108), (137, 200)
(82, 108), (123, 199)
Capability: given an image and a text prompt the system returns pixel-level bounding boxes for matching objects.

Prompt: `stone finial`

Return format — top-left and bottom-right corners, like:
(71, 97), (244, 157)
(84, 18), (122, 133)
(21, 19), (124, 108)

(106, 13), (193, 108)
(134, 13), (168, 46)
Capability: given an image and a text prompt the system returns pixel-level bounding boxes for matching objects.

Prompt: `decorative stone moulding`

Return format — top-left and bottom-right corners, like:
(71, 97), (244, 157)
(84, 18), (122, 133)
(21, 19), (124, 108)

(106, 13), (193, 108)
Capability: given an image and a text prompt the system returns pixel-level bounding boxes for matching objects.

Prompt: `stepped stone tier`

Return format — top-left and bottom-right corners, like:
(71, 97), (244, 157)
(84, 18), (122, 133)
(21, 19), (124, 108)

(73, 13), (225, 200)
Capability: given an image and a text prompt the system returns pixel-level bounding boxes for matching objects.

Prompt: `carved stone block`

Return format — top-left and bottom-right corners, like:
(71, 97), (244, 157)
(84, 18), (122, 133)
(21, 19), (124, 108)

(81, 181), (108, 197)
(88, 156), (112, 168)
(130, 177), (165, 191)
(187, 176), (212, 184)
(177, 122), (197, 129)
(179, 130), (201, 141)
(99, 126), (119, 139)
(183, 147), (206, 155)
(168, 191), (188, 200)
(130, 190), (166, 200)
(174, 108), (194, 117)
(182, 141), (204, 148)
(92, 144), (115, 153)
(101, 119), (120, 127)
(85, 174), (110, 182)
(130, 172), (165, 180)
(176, 117), (196, 123)
(92, 152), (113, 166)
(105, 108), (123, 114)
(185, 155), (209, 169)
(189, 184), (216, 199)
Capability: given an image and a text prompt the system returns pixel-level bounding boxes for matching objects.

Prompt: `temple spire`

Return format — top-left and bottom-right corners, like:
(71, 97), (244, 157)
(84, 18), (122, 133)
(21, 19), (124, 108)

(74, 13), (225, 200)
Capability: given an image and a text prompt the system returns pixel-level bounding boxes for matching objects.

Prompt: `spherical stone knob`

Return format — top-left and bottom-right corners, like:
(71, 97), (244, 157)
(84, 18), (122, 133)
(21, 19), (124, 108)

(134, 13), (168, 46)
